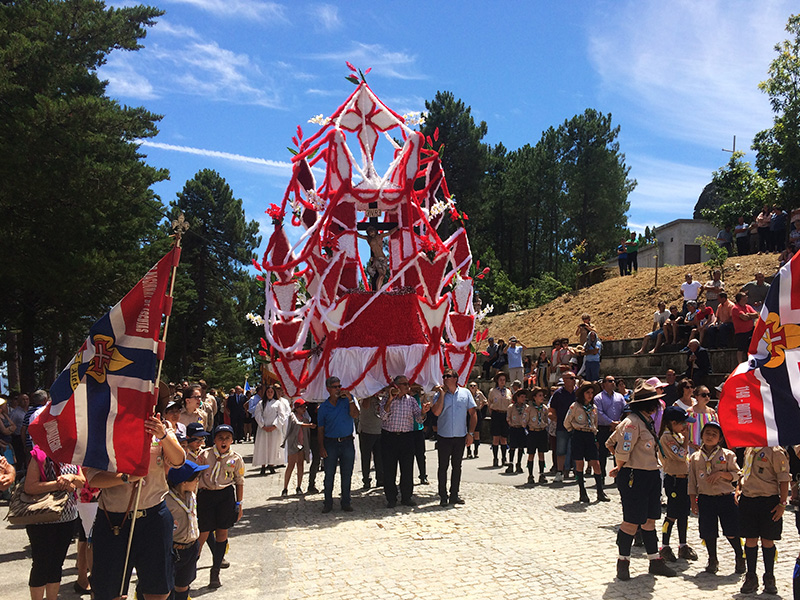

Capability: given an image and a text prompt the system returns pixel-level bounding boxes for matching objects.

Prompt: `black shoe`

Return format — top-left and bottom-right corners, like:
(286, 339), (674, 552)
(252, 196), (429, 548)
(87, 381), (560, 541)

(259, 466), (265, 476)
(705, 558), (719, 574)
(440, 497), (449, 507)
(220, 558), (230, 569)
(295, 487), (303, 495)
(527, 475), (535, 484)
(307, 485), (319, 494)
(341, 504), (353, 512)
(597, 489), (610, 502)
(763, 573), (777, 595)
(579, 489), (590, 503)
(659, 546), (677, 562)
(387, 500), (397, 508)
(493, 458), (499, 468)
(740, 572), (758, 594)
(678, 545), (698, 561)
(209, 568), (222, 588)
(538, 474), (547, 484)
(419, 477), (429, 485)
(735, 553), (747, 574)
(505, 464), (514, 474)
(322, 504), (333, 513)
(616, 559), (630, 581)
(73, 582), (90, 595)
(281, 488), (288, 497)
(648, 558), (677, 577)
(362, 481), (371, 490)
(449, 496), (465, 505)
(268, 465), (276, 475)
(515, 464), (523, 473)
(401, 498), (417, 507)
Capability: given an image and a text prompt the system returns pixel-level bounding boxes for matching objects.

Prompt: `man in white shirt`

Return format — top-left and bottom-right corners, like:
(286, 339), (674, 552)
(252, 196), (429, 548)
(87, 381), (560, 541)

(680, 273), (703, 313)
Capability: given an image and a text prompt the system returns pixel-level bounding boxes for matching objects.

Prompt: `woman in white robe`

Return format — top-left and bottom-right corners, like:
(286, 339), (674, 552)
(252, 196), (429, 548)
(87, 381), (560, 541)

(253, 385), (290, 474)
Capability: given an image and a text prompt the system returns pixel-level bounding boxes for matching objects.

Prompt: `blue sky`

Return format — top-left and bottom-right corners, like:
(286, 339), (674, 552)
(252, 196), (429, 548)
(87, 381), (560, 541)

(102, 0), (794, 240)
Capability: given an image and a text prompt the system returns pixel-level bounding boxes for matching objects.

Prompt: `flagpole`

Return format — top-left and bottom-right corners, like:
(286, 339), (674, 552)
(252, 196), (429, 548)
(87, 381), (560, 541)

(119, 214), (189, 598)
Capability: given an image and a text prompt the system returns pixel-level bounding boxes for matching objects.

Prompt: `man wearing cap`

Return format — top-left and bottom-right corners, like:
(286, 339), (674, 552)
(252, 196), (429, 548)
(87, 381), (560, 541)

(185, 422), (210, 462)
(380, 375), (431, 508)
(84, 414), (186, 600)
(431, 368), (477, 506)
(608, 381), (676, 580)
(506, 336), (525, 384)
(548, 372), (577, 483)
(594, 375), (626, 478)
(317, 376), (359, 513)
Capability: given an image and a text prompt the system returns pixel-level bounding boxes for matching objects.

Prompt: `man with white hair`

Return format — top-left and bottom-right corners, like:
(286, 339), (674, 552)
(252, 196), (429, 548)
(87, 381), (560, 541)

(683, 339), (711, 387)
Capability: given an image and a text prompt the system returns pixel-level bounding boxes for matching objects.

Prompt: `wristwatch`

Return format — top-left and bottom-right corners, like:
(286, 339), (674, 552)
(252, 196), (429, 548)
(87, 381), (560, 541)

(121, 473), (129, 483)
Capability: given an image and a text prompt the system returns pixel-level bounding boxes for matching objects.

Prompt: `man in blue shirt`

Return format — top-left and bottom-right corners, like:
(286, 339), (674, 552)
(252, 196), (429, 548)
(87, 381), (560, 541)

(317, 376), (360, 513)
(431, 368), (477, 507)
(593, 375), (626, 477)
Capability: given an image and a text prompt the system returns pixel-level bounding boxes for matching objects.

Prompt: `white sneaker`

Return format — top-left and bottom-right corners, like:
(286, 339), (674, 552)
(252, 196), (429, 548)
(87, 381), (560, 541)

(554, 472), (563, 483)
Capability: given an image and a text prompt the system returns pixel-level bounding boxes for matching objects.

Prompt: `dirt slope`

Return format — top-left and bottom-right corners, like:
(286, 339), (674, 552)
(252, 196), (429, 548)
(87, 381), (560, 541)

(479, 254), (782, 350)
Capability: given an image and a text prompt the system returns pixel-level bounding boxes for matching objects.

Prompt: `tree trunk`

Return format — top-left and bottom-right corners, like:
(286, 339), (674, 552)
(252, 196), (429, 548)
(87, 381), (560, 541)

(6, 330), (20, 392)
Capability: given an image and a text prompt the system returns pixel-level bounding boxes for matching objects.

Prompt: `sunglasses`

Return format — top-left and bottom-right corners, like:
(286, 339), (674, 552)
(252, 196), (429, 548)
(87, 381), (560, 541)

(697, 392), (710, 397)
(443, 374), (456, 379)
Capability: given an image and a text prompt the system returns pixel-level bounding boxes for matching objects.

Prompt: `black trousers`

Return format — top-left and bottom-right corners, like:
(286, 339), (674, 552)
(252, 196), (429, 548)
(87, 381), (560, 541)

(597, 425), (612, 475)
(359, 431), (383, 485)
(26, 518), (77, 587)
(382, 430), (414, 502)
(413, 429), (427, 479)
(308, 432), (321, 486)
(437, 436), (466, 500)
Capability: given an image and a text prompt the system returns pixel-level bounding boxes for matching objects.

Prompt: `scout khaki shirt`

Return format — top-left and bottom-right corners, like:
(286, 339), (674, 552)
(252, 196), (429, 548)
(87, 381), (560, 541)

(488, 387), (512, 412)
(166, 489), (199, 544)
(563, 402), (598, 433)
(197, 447), (245, 490)
(660, 431), (690, 476)
(85, 436), (185, 512)
(740, 446), (791, 498)
(178, 408), (205, 429)
(506, 404), (527, 428)
(525, 404), (549, 431)
(688, 446), (740, 496)
(609, 414), (660, 470)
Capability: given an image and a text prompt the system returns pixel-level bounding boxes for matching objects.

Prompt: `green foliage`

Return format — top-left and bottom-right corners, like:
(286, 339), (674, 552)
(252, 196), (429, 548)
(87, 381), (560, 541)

(0, 0), (167, 391)
(696, 235), (728, 273)
(164, 170), (262, 380)
(701, 151), (779, 227)
(753, 14), (800, 206)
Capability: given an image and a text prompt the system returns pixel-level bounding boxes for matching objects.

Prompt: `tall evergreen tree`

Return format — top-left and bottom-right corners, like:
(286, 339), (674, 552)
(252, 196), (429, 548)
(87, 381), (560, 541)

(165, 169), (261, 380)
(0, 0), (167, 391)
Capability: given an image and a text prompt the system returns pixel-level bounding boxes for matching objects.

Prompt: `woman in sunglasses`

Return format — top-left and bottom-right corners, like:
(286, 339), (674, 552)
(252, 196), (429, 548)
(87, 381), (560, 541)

(688, 385), (717, 453)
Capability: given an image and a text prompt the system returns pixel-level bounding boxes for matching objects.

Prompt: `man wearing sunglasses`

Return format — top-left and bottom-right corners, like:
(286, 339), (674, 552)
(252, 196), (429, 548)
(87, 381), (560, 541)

(431, 369), (477, 507)
(317, 377), (360, 513)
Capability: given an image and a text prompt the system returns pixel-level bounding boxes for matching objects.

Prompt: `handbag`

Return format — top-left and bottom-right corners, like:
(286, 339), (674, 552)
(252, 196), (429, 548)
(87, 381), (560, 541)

(6, 482), (69, 525)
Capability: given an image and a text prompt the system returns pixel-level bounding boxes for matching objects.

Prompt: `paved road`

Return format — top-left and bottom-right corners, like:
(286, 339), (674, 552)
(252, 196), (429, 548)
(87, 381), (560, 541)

(2, 440), (798, 599)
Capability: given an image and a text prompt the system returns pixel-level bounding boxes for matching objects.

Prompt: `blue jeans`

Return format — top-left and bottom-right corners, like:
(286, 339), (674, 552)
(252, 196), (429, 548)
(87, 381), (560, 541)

(555, 429), (572, 472)
(323, 437), (355, 508)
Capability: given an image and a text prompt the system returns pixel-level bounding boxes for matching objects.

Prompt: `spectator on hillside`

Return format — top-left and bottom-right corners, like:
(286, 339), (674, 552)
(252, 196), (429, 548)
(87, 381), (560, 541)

(482, 337), (498, 379)
(625, 232), (640, 274)
(716, 225), (733, 254)
(757, 205), (772, 253)
(703, 269), (724, 311)
(770, 204), (788, 252)
(492, 339), (508, 373)
(617, 239), (628, 277)
(740, 272), (770, 310)
(575, 313), (597, 345)
(681, 300), (700, 343)
(506, 336), (525, 383)
(635, 301), (671, 355)
(735, 216), (751, 256)
(681, 273), (703, 314)
(662, 305), (684, 349)
(709, 291), (735, 348)
(790, 219), (800, 252)
(779, 243), (795, 267)
(582, 331), (602, 381)
(552, 338), (574, 381)
(732, 291), (760, 363)
(683, 339), (711, 387)
(689, 299), (716, 348)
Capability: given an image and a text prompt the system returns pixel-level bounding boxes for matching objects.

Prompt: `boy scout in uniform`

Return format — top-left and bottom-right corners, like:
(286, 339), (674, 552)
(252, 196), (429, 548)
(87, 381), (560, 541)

(737, 446), (790, 594)
(524, 388), (549, 484)
(196, 424), (245, 588)
(166, 461), (209, 600)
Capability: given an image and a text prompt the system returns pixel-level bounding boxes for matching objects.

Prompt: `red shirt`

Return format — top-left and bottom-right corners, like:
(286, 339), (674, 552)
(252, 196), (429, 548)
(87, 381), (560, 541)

(731, 303), (757, 334)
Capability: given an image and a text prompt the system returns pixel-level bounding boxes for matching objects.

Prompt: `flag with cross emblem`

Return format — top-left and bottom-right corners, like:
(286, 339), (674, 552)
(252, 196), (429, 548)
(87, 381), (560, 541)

(29, 248), (179, 476)
(718, 251), (800, 447)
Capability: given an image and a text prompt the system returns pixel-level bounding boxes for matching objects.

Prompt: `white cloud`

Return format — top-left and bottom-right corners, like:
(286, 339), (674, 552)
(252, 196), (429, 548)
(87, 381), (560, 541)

(152, 20), (200, 39)
(166, 0), (287, 21)
(306, 88), (344, 97)
(103, 60), (157, 100)
(626, 154), (713, 221)
(309, 42), (425, 80)
(310, 4), (342, 31)
(139, 140), (292, 177)
(588, 1), (791, 149)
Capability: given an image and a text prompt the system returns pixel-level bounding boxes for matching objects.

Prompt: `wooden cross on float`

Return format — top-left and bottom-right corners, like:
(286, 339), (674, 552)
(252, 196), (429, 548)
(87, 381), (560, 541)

(356, 202), (398, 232)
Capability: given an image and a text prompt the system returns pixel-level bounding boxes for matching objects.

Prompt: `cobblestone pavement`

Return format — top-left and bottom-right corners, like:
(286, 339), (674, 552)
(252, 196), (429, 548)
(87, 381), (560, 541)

(2, 440), (797, 599)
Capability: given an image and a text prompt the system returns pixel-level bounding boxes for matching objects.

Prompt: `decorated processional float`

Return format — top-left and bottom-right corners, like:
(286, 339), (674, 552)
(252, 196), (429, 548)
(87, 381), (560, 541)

(255, 68), (490, 400)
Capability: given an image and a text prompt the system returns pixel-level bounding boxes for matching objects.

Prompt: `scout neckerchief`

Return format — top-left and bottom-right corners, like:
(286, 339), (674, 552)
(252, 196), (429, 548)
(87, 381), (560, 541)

(168, 489), (199, 540)
(582, 401), (594, 428)
(700, 444), (723, 475)
(210, 446), (233, 481)
(531, 403), (546, 427)
(632, 409), (665, 457)
(741, 446), (761, 483)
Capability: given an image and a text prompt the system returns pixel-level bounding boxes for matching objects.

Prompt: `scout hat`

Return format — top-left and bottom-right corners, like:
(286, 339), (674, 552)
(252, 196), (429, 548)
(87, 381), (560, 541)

(662, 405), (696, 423)
(168, 460), (209, 486)
(576, 381), (599, 399)
(213, 424), (234, 438)
(629, 380), (665, 404)
(186, 422), (209, 439)
(509, 336), (518, 343)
